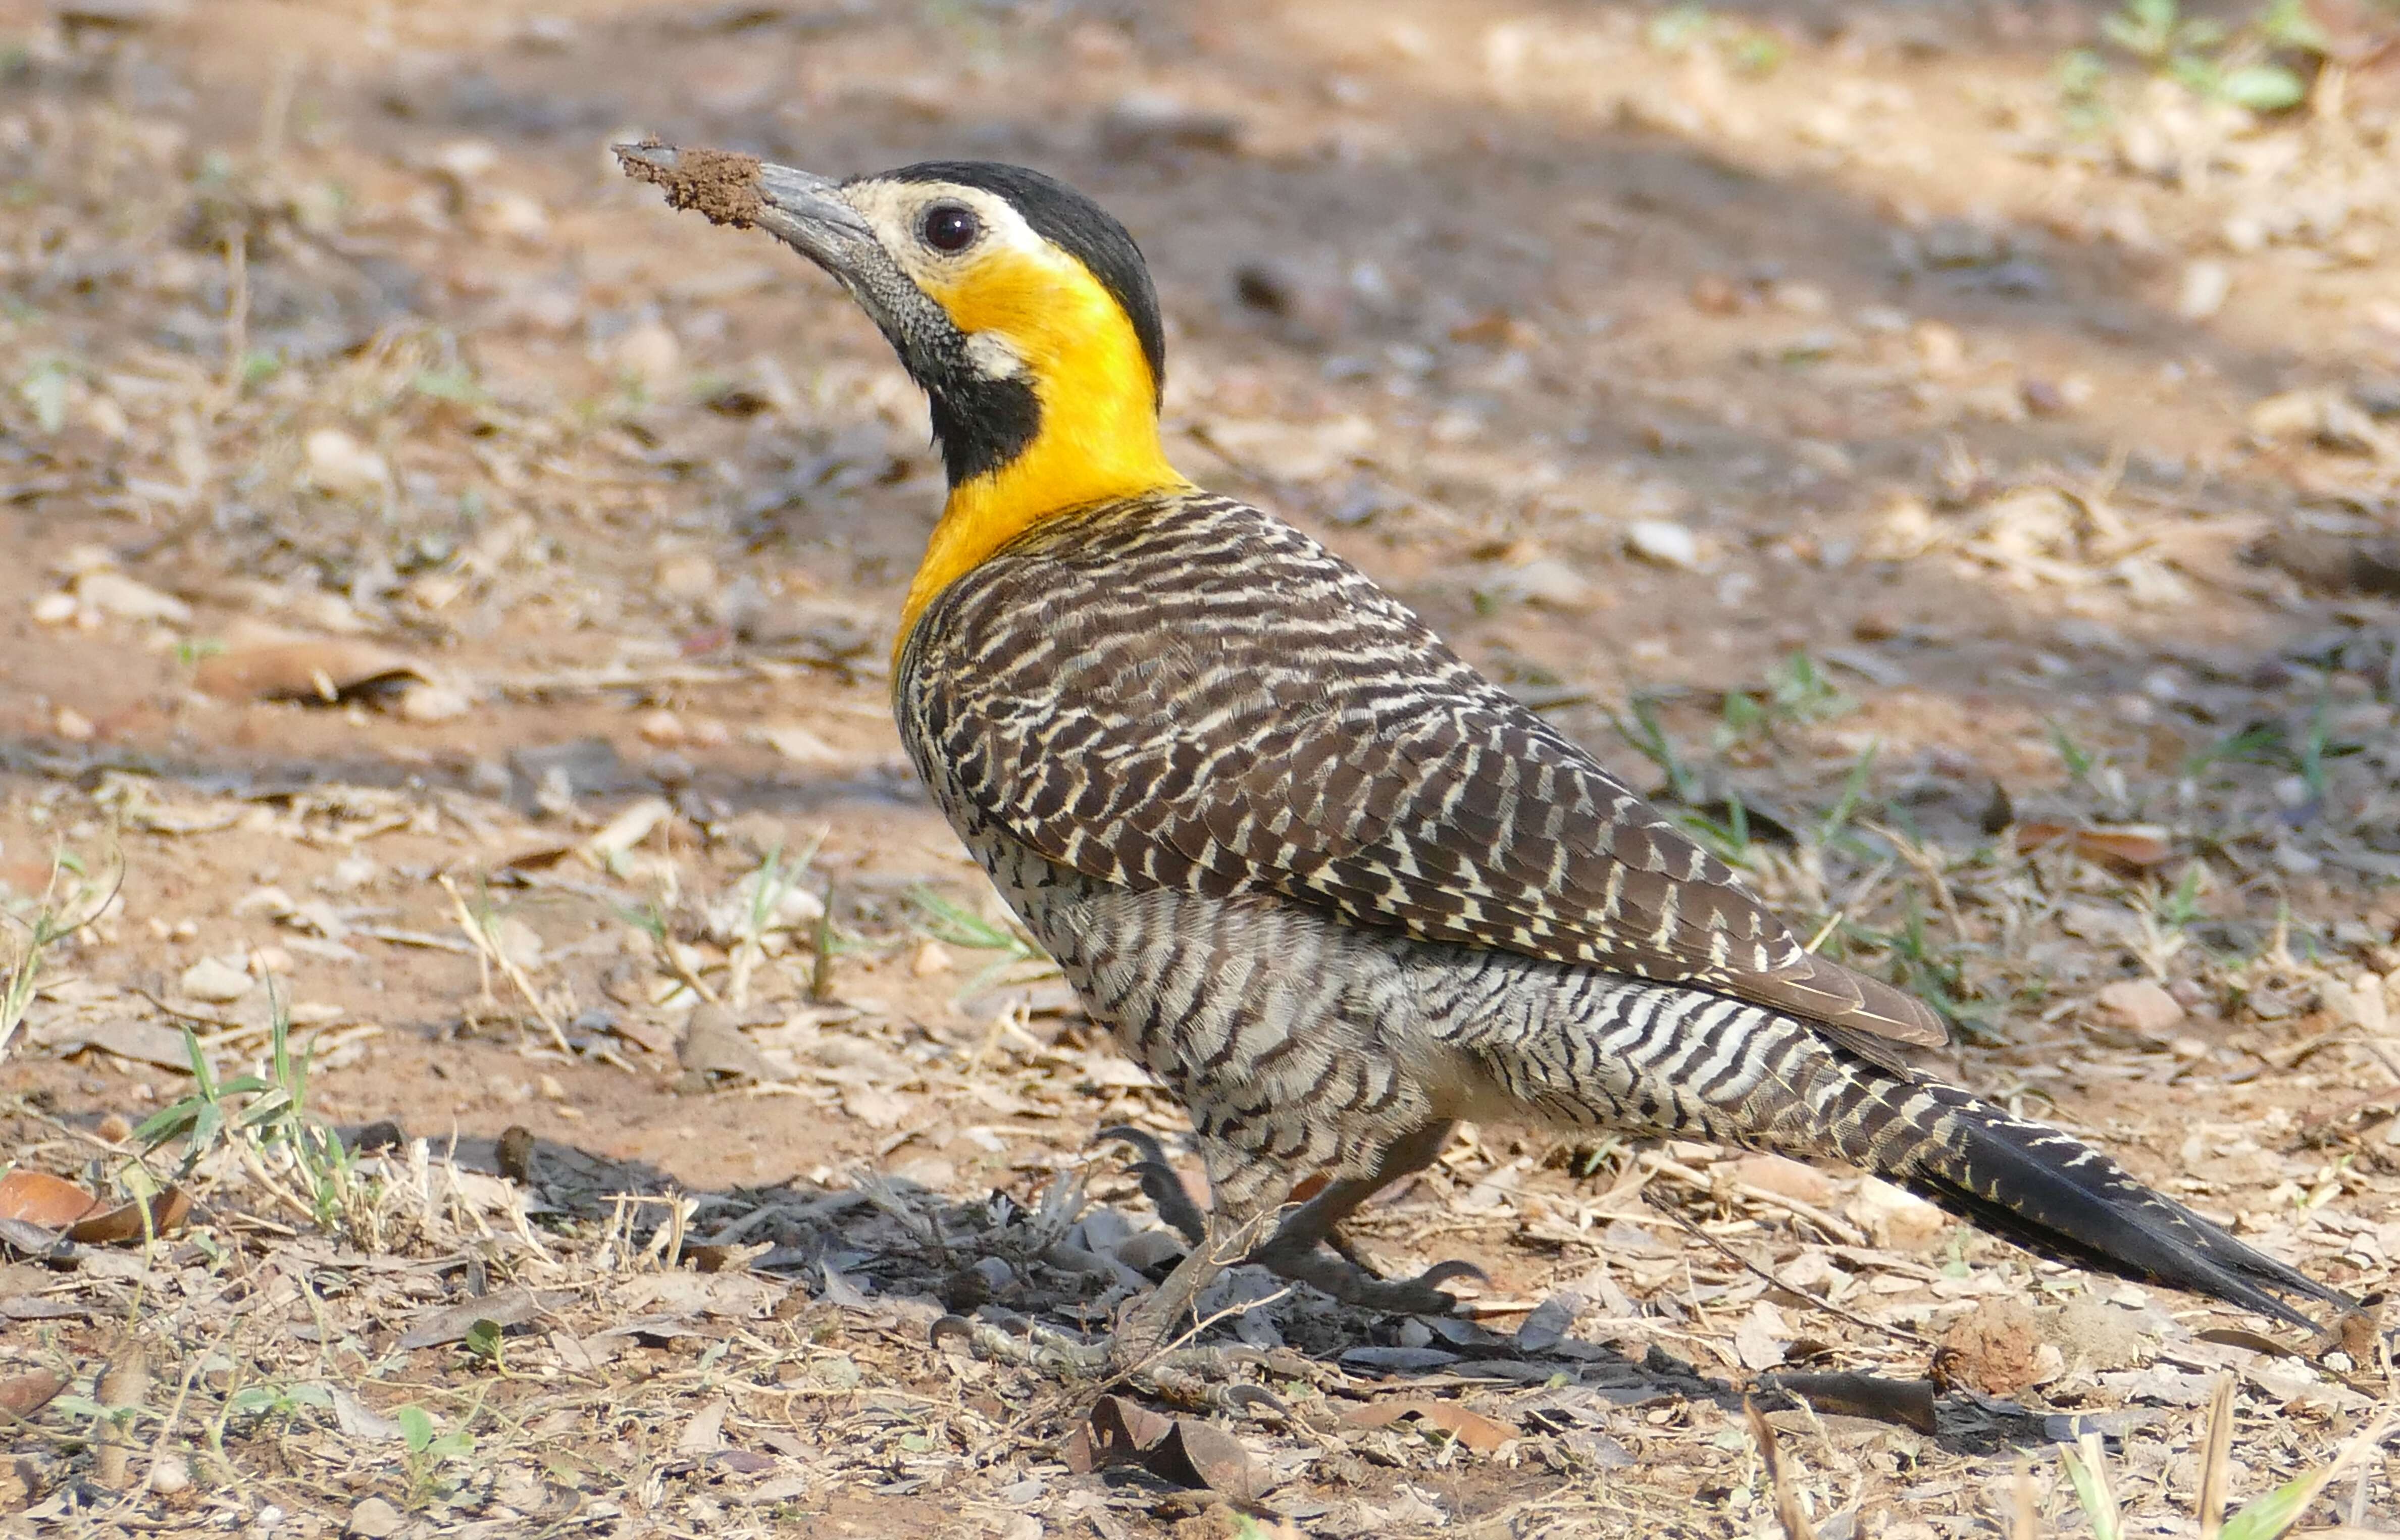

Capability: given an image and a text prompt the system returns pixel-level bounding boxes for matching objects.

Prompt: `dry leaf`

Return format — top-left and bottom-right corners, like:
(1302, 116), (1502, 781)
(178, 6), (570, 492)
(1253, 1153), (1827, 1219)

(1760, 1371), (1939, 1433)
(0, 1368), (64, 1420)
(1063, 1396), (1267, 1499)
(2012, 821), (2174, 868)
(1148, 1419), (1267, 1502)
(92, 1345), (148, 1488)
(1344, 1398), (1520, 1452)
(674, 1396), (730, 1455)
(2195, 1326), (2304, 1359)
(192, 639), (427, 704)
(679, 1004), (779, 1085)
(397, 1287), (561, 1350)
(0, 1171), (104, 1229)
(1064, 1393), (1176, 1473)
(43, 1017), (196, 1070)
(65, 1187), (191, 1245)
(1733, 1300), (1792, 1371)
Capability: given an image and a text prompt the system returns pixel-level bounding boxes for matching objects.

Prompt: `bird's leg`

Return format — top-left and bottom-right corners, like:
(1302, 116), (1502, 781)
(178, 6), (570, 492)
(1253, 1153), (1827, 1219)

(1248, 1120), (1486, 1314)
(1105, 1207), (1273, 1368)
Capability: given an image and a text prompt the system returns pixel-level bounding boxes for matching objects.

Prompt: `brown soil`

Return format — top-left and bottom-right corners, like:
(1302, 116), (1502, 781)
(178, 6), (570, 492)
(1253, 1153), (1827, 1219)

(2, 0), (2397, 1534)
(619, 141), (769, 229)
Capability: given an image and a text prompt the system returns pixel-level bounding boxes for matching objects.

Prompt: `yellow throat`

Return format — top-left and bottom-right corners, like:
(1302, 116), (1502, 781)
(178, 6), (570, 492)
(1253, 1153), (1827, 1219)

(895, 247), (1188, 652)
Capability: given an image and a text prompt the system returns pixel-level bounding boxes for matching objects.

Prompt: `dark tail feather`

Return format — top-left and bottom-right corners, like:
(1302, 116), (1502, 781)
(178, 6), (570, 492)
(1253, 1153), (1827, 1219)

(1885, 1084), (2350, 1332)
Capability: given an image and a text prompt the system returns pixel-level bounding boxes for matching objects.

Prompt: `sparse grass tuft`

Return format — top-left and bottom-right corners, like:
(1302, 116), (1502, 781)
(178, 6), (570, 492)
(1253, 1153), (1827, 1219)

(0, 849), (123, 1062)
(135, 990), (365, 1236)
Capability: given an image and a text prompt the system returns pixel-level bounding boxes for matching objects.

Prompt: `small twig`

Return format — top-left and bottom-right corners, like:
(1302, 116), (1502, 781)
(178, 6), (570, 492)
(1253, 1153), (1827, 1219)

(809, 885), (838, 1003)
(92, 1341), (149, 1491)
(1642, 1152), (1868, 1249)
(1875, 822), (1969, 948)
(2198, 1373), (2234, 1540)
(1744, 1397), (1817, 1540)
(218, 236), (248, 403)
(655, 933), (720, 1007)
(1644, 1189), (1931, 1348)
(966, 999), (1039, 1073)
(126, 986), (232, 1031)
(436, 875), (576, 1057)
(2010, 1456), (2039, 1540)
(256, 50), (301, 164)
(147, 1311), (237, 1493)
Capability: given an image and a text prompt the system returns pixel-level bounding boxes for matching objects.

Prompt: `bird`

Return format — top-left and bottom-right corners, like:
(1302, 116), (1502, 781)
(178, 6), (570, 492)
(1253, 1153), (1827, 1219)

(615, 141), (2353, 1366)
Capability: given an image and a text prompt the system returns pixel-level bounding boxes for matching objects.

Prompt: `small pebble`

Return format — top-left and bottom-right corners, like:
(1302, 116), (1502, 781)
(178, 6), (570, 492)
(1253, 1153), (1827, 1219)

(53, 706), (94, 742)
(654, 554), (717, 601)
(1689, 273), (1742, 314)
(496, 1124), (537, 1184)
(398, 683), (472, 723)
(1913, 321), (1964, 375)
(75, 570), (191, 625)
(95, 1112), (133, 1143)
(614, 320), (683, 389)
(148, 1453), (190, 1495)
(179, 956), (253, 1003)
(1623, 520), (1701, 571)
(305, 428), (390, 500)
(637, 709), (685, 746)
(2096, 979), (2184, 1037)
(2177, 260), (2230, 321)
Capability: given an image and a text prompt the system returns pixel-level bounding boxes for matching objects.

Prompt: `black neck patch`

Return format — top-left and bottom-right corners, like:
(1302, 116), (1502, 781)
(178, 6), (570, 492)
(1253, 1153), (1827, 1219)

(875, 161), (1167, 406)
(924, 370), (1041, 486)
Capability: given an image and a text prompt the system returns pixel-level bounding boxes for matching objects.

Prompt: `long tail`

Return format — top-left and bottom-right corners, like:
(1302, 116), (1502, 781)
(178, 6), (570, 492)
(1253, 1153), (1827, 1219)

(1482, 966), (2353, 1328)
(1530, 979), (2356, 1329)
(1801, 1063), (2352, 1331)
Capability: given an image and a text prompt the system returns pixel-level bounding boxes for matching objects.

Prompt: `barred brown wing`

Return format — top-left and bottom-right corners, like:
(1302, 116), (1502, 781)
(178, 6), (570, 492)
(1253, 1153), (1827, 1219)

(898, 492), (1945, 1053)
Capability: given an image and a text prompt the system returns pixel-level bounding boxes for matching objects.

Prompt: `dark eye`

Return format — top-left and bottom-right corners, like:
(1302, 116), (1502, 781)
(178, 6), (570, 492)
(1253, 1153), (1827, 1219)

(921, 203), (980, 253)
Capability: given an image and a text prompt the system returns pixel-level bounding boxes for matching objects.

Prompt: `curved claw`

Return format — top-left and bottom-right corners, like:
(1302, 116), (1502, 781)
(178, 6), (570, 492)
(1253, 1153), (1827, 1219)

(1092, 1124), (1169, 1160)
(1414, 1259), (1489, 1291)
(1091, 1125), (1209, 1247)
(1219, 1382), (1290, 1419)
(930, 1314), (976, 1350)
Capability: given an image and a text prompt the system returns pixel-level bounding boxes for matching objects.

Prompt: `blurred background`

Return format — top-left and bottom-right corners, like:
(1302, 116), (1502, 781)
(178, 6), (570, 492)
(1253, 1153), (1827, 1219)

(3, 0), (2400, 1528)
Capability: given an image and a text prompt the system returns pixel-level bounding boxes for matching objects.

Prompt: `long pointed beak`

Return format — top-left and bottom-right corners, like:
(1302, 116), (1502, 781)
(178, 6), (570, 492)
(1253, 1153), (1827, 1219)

(613, 141), (878, 278)
(754, 163), (875, 250)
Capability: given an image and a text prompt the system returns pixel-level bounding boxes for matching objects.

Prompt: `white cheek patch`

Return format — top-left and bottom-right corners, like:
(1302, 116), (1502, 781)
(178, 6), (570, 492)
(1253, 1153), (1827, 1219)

(963, 330), (1026, 379)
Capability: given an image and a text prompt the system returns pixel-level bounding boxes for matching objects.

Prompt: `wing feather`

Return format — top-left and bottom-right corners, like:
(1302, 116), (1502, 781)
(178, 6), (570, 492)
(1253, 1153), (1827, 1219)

(900, 497), (1947, 1054)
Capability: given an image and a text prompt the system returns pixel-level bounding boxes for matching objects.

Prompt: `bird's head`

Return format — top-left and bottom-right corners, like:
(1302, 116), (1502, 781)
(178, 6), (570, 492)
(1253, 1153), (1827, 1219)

(619, 145), (1185, 635)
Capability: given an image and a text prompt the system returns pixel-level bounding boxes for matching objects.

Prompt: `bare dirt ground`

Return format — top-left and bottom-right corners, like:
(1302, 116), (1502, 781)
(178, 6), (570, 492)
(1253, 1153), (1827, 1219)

(3, 0), (2400, 1534)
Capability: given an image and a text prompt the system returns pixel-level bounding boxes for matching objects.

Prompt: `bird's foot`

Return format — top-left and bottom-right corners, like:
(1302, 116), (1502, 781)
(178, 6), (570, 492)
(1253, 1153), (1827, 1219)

(929, 1312), (1289, 1416)
(1262, 1247), (1487, 1315)
(933, 1311), (1110, 1374)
